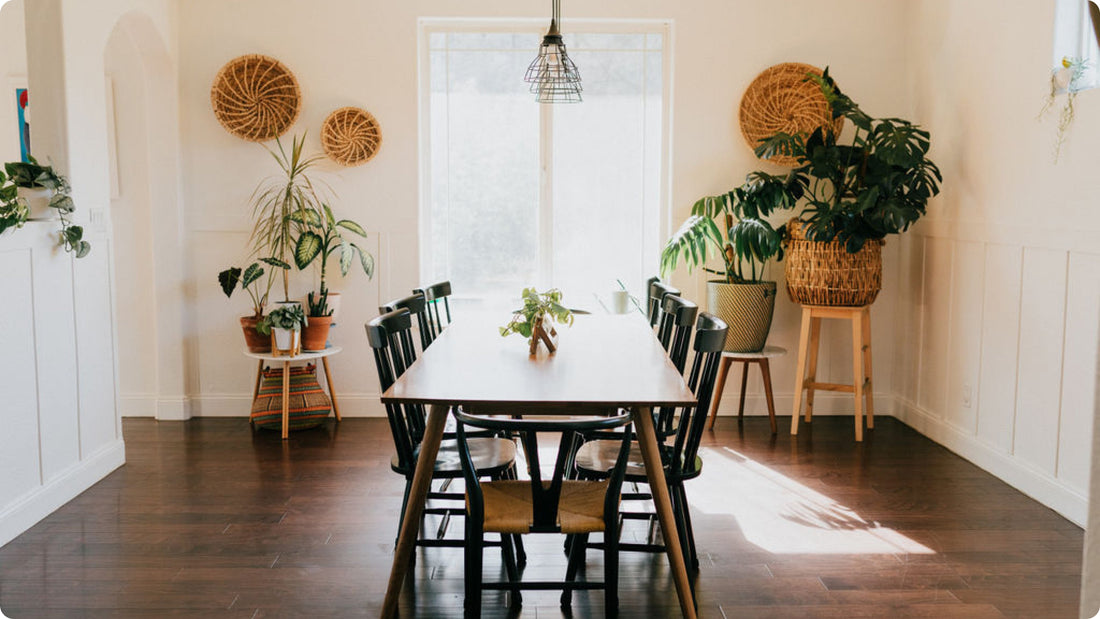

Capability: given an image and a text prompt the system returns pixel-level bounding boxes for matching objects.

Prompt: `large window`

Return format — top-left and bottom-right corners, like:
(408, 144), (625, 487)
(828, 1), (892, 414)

(1053, 0), (1100, 90)
(420, 21), (669, 311)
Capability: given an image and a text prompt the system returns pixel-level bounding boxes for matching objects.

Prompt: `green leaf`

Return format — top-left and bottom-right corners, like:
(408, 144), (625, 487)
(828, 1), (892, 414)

(241, 263), (264, 288)
(351, 243), (375, 278)
(294, 231), (323, 269)
(335, 219), (367, 237)
(287, 209), (322, 226)
(50, 195), (75, 213)
(339, 240), (353, 275)
(75, 240), (91, 259)
(323, 203), (336, 226)
(218, 268), (241, 298)
(63, 225), (83, 244)
(260, 256), (292, 270)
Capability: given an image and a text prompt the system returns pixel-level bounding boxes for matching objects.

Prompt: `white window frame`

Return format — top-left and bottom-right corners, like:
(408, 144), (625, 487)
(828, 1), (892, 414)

(1053, 0), (1100, 91)
(416, 17), (674, 300)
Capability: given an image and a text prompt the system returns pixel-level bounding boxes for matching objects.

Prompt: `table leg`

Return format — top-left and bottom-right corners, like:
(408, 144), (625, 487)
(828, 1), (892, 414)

(381, 403), (448, 619)
(321, 356), (342, 422)
(791, 307), (812, 435)
(633, 406), (697, 619)
(281, 361), (290, 441)
(851, 314), (864, 442)
(760, 358), (777, 434)
(707, 356), (734, 430)
(251, 360), (264, 427)
(737, 361), (750, 424)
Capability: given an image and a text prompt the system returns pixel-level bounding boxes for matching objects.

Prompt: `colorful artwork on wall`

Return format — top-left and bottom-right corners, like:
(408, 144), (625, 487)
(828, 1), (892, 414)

(16, 88), (29, 162)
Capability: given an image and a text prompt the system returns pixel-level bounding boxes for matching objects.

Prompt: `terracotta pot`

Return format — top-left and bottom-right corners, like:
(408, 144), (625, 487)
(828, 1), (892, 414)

(239, 316), (270, 353)
(19, 187), (55, 220)
(706, 280), (776, 353)
(302, 315), (334, 351)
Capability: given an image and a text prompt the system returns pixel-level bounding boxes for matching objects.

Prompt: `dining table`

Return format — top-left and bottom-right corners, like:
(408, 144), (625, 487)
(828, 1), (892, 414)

(378, 312), (699, 618)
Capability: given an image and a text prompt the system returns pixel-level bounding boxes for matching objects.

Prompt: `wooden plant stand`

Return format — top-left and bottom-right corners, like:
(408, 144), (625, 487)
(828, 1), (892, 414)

(790, 305), (874, 441)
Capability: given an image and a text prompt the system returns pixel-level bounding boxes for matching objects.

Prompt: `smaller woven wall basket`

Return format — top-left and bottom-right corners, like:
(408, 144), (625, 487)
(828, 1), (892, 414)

(321, 107), (382, 166)
(210, 54), (301, 142)
(250, 364), (331, 431)
(784, 221), (883, 307)
(739, 62), (843, 167)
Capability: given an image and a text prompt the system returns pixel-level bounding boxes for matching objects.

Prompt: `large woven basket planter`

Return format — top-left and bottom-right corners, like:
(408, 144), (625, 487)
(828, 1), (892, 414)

(706, 281), (776, 353)
(784, 222), (883, 307)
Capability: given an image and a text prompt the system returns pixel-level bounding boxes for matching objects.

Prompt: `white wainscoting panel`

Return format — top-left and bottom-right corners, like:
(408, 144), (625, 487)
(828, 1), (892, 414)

(1057, 252), (1100, 494)
(1013, 247), (1069, 476)
(944, 240), (985, 434)
(976, 243), (1023, 453)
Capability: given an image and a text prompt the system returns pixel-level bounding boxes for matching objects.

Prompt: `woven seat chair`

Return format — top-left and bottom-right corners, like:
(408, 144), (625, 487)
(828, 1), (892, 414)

(366, 309), (522, 558)
(454, 410), (634, 617)
(571, 313), (728, 573)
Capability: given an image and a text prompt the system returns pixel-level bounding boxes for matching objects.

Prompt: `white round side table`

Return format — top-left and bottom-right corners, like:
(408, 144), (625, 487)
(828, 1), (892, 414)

(243, 346), (343, 440)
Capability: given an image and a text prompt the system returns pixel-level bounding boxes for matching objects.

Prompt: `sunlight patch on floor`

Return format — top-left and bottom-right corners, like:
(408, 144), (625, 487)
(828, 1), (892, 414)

(689, 446), (934, 555)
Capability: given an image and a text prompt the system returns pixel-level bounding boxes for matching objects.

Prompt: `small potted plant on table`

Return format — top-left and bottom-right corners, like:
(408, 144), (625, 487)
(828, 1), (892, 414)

(292, 203), (374, 351)
(260, 303), (306, 357)
(500, 288), (573, 355)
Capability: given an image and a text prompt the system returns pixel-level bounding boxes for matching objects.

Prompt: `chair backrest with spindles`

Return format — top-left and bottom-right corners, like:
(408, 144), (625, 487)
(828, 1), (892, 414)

(414, 281), (454, 341)
(647, 280), (680, 327)
(670, 312), (728, 476)
(366, 309), (425, 472)
(380, 292), (433, 351)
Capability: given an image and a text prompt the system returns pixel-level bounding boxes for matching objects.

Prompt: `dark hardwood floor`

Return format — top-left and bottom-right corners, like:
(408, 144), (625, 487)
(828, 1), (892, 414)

(0, 416), (1083, 618)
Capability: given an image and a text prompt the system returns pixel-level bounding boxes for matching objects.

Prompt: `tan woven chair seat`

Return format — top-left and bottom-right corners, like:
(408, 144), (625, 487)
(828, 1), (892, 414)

(476, 480), (611, 535)
(574, 440), (703, 482)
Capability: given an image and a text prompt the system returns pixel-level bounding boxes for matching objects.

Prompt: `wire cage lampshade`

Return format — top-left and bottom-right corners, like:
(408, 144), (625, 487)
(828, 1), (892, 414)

(524, 0), (582, 103)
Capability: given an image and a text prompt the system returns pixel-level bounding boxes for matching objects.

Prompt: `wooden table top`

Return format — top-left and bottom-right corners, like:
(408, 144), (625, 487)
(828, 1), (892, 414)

(381, 314), (696, 413)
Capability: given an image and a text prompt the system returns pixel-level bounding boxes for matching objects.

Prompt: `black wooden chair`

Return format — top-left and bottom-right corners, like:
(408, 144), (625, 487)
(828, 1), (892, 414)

(656, 294), (698, 373)
(380, 292), (435, 350)
(414, 281), (453, 341)
(647, 279), (680, 327)
(571, 313), (728, 572)
(454, 410), (634, 617)
(366, 309), (521, 556)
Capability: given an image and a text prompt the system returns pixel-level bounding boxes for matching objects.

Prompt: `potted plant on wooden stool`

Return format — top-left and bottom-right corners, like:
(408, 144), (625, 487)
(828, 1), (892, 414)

(260, 303), (306, 357)
(659, 174), (791, 352)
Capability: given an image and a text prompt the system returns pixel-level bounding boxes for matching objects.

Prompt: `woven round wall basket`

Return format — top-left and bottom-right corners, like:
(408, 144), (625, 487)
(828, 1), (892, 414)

(739, 63), (843, 166)
(784, 220), (883, 307)
(321, 107), (382, 166)
(210, 54), (301, 142)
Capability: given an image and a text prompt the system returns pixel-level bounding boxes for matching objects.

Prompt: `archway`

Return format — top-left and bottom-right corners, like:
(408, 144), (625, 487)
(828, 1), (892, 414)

(104, 11), (189, 420)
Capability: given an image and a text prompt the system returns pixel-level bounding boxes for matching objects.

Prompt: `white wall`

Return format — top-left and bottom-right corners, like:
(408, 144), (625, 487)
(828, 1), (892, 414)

(0, 0), (177, 547)
(177, 0), (910, 418)
(896, 0), (1100, 526)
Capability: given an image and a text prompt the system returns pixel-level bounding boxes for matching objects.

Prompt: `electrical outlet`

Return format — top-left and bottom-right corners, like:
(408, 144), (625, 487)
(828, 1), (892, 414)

(89, 208), (106, 227)
(961, 383), (972, 408)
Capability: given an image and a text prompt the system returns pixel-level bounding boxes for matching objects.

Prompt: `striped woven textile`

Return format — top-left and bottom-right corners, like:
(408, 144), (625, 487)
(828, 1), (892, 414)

(250, 364), (331, 431)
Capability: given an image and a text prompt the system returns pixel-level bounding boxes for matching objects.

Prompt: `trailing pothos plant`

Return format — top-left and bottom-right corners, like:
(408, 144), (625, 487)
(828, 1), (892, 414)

(217, 258), (291, 318)
(499, 288), (574, 339)
(661, 68), (942, 282)
(3, 156), (90, 257)
(292, 203), (374, 317)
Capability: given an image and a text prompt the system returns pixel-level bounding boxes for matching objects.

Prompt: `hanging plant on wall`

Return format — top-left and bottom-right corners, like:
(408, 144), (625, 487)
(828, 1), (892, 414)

(1040, 56), (1090, 162)
(0, 157), (90, 257)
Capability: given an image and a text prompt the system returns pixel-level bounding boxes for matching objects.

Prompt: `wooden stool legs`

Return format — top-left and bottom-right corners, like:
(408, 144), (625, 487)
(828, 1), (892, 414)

(790, 305), (874, 441)
(706, 356), (778, 434)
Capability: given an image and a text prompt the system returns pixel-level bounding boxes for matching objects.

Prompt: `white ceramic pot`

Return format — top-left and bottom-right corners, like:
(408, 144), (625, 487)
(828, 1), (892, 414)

(272, 327), (300, 356)
(19, 187), (55, 221)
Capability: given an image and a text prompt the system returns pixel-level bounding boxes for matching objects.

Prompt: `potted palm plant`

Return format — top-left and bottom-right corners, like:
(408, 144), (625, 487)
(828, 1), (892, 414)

(659, 173), (791, 352)
(249, 133), (325, 305)
(292, 203), (374, 351)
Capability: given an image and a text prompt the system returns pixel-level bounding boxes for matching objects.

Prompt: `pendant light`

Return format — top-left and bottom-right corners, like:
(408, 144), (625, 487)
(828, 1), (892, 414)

(523, 0), (582, 103)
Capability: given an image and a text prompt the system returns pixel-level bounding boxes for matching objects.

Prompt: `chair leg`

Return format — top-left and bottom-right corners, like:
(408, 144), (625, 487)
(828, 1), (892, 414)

(561, 532), (589, 608)
(604, 523), (620, 617)
(675, 483), (699, 570)
(501, 533), (523, 609)
(464, 521), (483, 618)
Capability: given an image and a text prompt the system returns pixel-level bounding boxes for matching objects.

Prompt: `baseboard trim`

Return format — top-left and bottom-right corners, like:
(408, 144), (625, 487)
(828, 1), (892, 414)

(893, 395), (1087, 527)
(0, 439), (126, 547)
